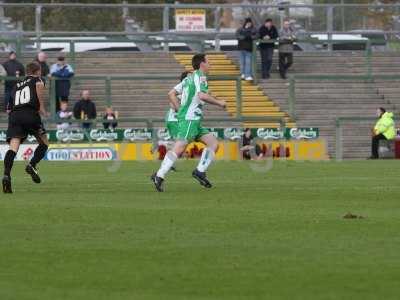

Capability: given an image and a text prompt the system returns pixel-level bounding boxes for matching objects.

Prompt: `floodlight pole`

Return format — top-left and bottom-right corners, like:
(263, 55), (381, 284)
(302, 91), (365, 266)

(163, 6), (170, 51)
(35, 5), (42, 50)
(214, 6), (221, 51)
(326, 5), (333, 52)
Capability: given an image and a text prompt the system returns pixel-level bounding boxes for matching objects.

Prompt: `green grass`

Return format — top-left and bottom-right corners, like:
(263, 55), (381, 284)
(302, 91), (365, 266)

(1, 160), (400, 300)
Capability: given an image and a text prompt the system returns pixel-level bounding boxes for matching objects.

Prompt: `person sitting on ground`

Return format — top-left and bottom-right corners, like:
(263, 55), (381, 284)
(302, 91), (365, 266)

(56, 101), (73, 131)
(369, 107), (395, 159)
(73, 90), (97, 130)
(103, 107), (118, 130)
(240, 128), (263, 160)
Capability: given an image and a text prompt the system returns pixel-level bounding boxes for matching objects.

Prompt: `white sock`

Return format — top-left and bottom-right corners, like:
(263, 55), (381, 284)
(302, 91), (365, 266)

(196, 148), (215, 173)
(156, 151), (178, 179)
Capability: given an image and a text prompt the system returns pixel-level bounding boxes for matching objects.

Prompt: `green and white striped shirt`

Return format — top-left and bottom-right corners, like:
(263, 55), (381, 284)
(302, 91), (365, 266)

(177, 70), (208, 121)
(165, 79), (186, 122)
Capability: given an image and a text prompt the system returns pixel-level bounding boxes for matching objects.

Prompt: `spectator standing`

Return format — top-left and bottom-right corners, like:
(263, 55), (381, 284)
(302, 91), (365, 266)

(56, 101), (73, 131)
(35, 51), (50, 80)
(369, 107), (396, 159)
(258, 18), (278, 79)
(103, 107), (118, 130)
(0, 64), (6, 78)
(0, 64), (6, 93)
(73, 90), (97, 129)
(236, 17), (258, 81)
(50, 55), (74, 111)
(2, 51), (25, 111)
(278, 20), (296, 79)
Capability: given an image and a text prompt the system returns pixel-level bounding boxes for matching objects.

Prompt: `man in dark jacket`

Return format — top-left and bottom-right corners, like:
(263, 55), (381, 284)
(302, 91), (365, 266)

(2, 51), (25, 111)
(50, 55), (74, 111)
(236, 18), (258, 81)
(258, 19), (278, 79)
(34, 51), (50, 80)
(73, 90), (97, 129)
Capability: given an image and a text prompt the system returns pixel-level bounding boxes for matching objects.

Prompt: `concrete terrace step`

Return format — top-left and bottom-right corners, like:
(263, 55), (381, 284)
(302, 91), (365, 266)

(0, 51), (237, 128)
(243, 49), (400, 158)
(2, 50), (400, 159)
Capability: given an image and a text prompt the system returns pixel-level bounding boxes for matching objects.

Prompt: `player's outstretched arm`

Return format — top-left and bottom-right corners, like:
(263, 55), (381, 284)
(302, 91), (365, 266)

(198, 92), (226, 109)
(168, 89), (180, 112)
(36, 81), (48, 117)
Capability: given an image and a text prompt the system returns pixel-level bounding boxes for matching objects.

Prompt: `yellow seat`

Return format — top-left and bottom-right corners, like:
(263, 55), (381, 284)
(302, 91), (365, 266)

(240, 113), (284, 118)
(224, 100), (273, 105)
(210, 85), (259, 91)
(212, 91), (265, 97)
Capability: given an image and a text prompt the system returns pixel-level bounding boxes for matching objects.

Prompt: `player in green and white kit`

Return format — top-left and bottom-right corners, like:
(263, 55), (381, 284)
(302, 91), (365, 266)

(163, 71), (191, 172)
(151, 54), (226, 192)
(165, 71), (191, 140)
(165, 109), (179, 140)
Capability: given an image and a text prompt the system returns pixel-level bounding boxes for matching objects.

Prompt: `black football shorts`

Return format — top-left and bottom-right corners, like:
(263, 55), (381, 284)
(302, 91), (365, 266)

(6, 109), (46, 143)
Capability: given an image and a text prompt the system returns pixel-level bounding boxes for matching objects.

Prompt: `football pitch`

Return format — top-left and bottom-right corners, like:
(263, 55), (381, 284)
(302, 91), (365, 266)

(1, 160), (400, 300)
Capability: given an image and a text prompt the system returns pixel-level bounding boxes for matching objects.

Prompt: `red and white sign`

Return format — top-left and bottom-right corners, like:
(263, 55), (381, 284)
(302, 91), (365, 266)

(175, 9), (206, 32)
(0, 145), (38, 161)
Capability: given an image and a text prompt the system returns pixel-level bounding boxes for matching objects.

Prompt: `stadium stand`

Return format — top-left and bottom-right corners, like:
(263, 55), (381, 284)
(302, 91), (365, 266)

(0, 52), (233, 128)
(245, 51), (400, 158)
(1, 50), (399, 159)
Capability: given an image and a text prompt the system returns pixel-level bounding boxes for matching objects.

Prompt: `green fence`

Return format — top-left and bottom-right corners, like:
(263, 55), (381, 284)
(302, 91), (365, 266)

(287, 74), (400, 121)
(0, 36), (384, 90)
(251, 38), (373, 84)
(335, 116), (398, 161)
(284, 73), (400, 159)
(0, 74), (289, 128)
(2, 36), (377, 76)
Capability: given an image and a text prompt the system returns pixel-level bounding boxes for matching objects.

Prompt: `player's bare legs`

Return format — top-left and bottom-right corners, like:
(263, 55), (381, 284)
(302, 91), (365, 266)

(25, 133), (49, 184)
(2, 138), (21, 193)
(192, 133), (219, 188)
(151, 140), (187, 192)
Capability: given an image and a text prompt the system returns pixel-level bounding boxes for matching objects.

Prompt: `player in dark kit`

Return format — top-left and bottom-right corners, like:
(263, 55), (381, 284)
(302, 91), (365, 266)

(2, 62), (49, 194)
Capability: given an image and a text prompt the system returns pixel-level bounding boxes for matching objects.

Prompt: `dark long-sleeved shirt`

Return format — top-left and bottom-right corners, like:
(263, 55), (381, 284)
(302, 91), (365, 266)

(2, 59), (25, 89)
(236, 26), (258, 52)
(73, 99), (97, 120)
(35, 59), (50, 78)
(103, 113), (118, 129)
(258, 25), (279, 49)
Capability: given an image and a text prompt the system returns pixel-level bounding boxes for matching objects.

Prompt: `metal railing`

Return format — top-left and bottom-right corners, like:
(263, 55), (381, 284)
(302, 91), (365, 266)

(0, 74), (287, 128)
(286, 72), (399, 121)
(335, 115), (399, 161)
(252, 38), (373, 84)
(0, 36), (377, 82)
(283, 73), (400, 159)
(3, 37), (208, 65)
